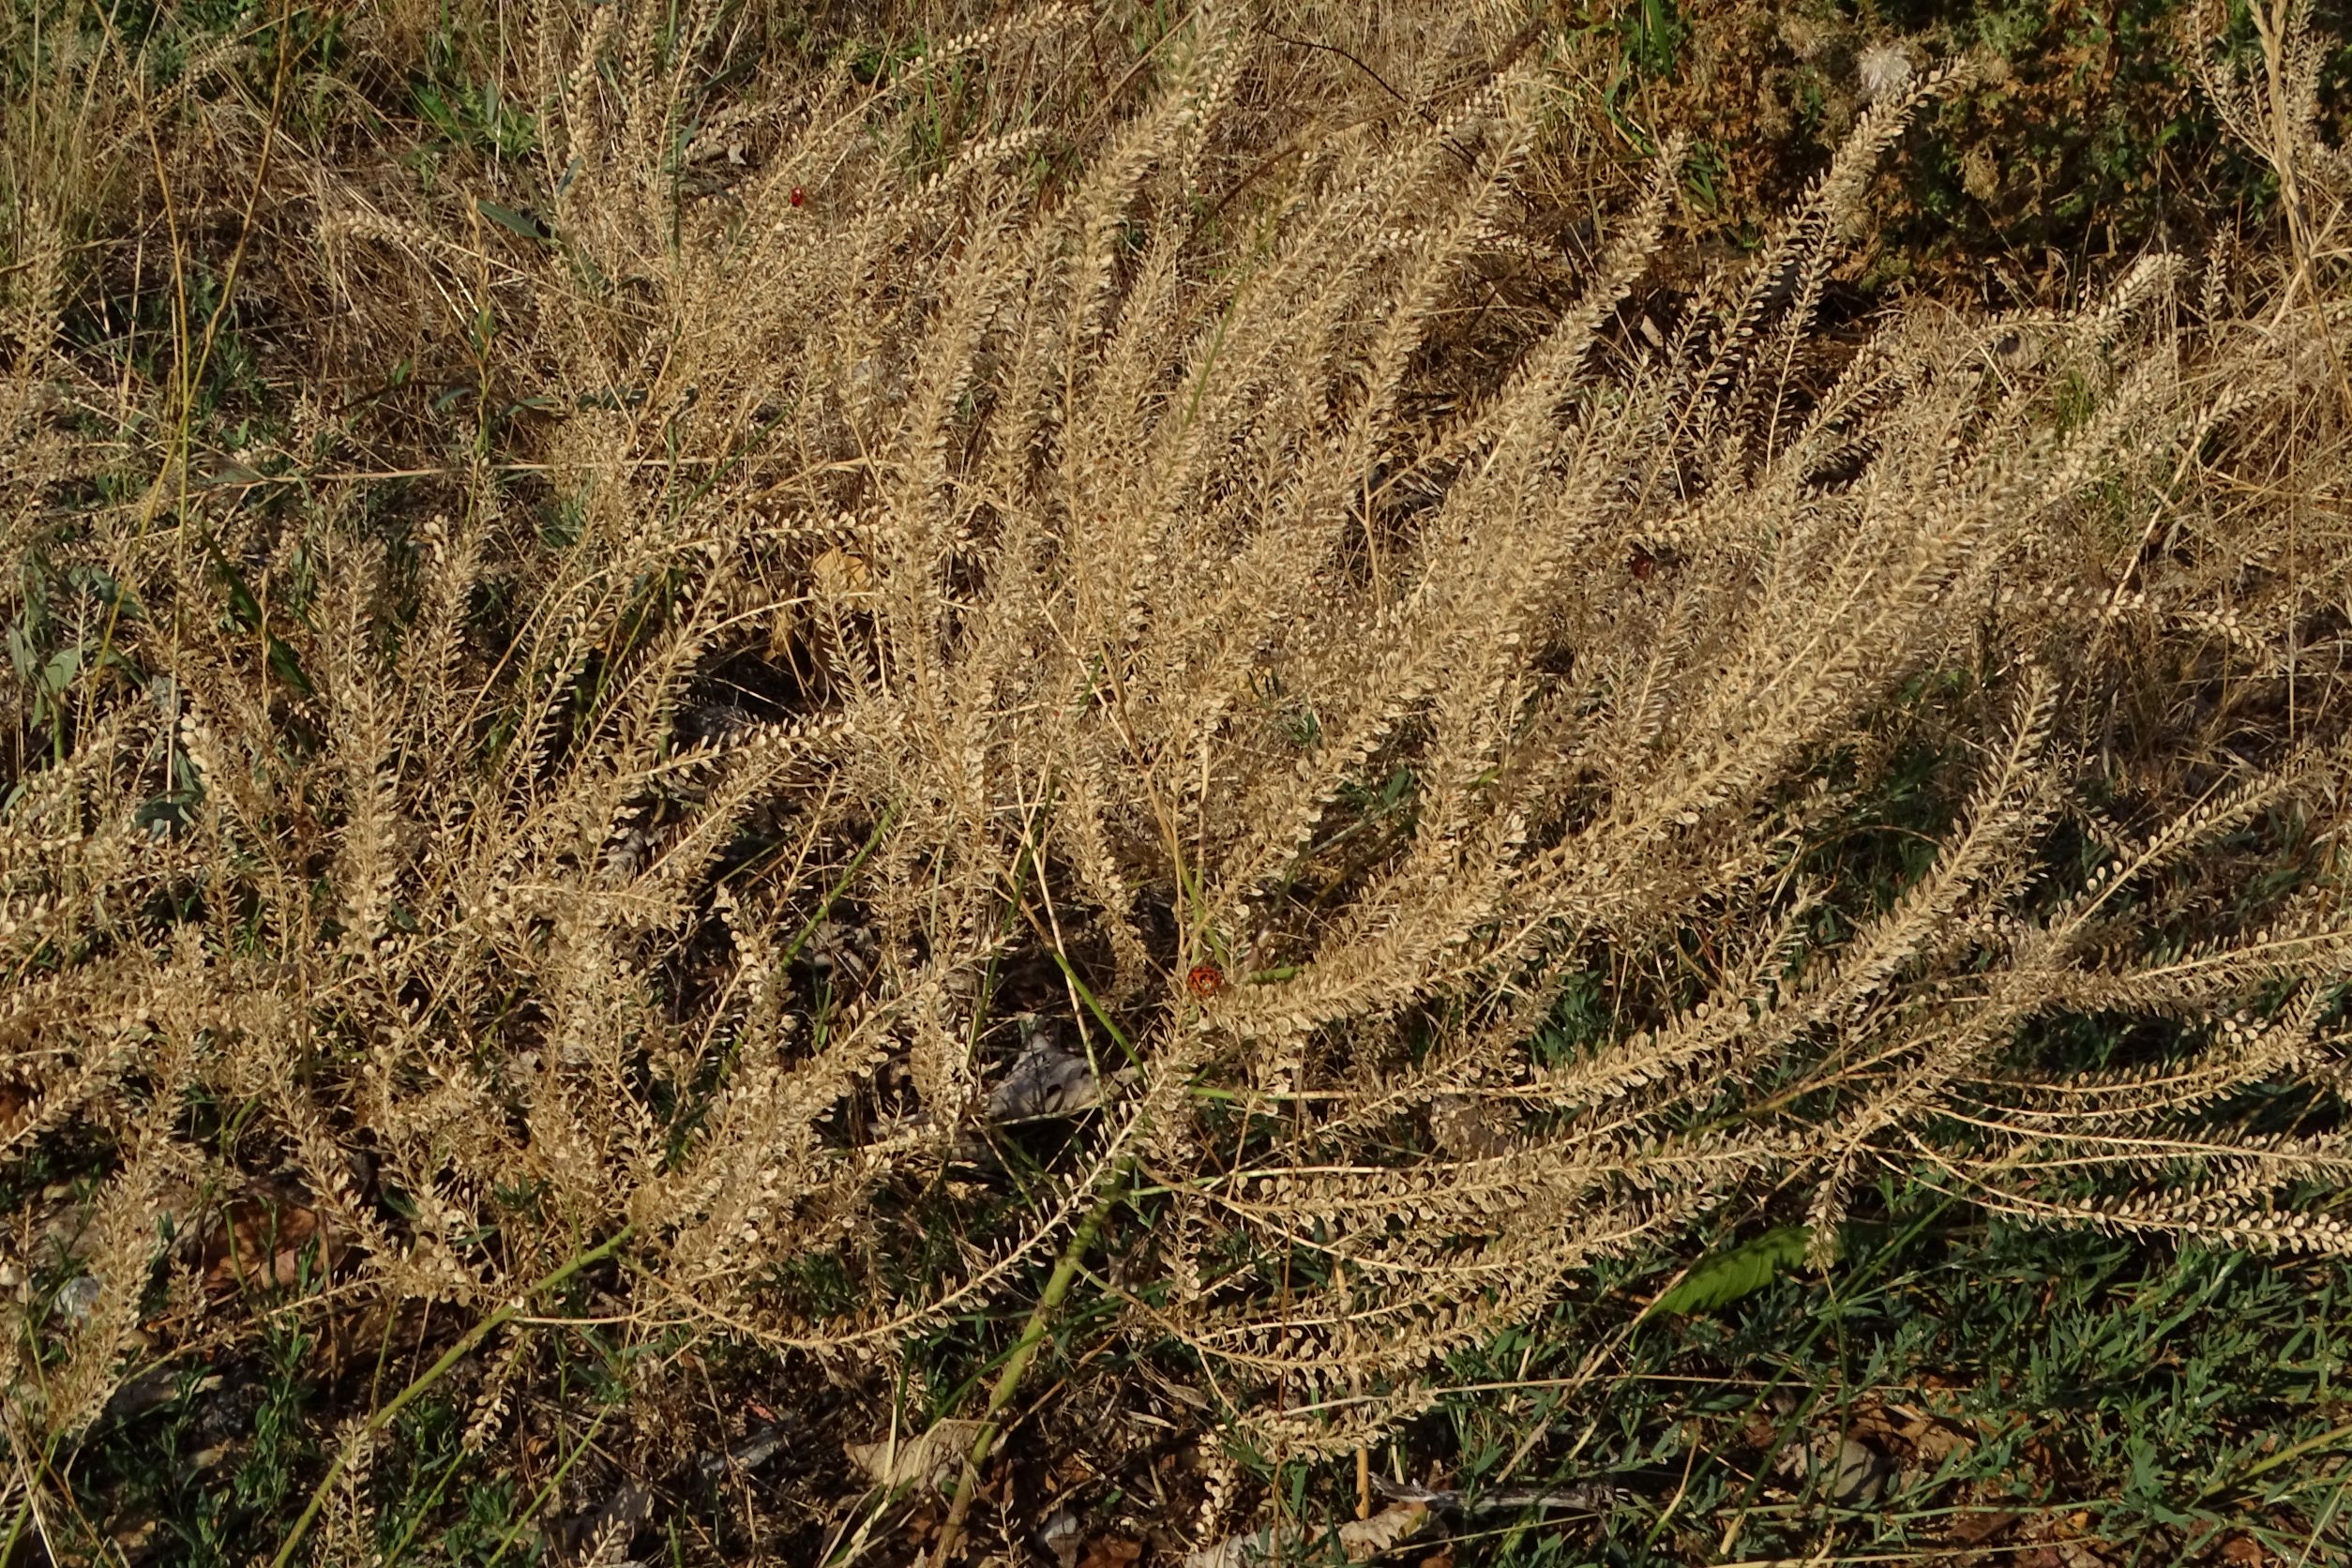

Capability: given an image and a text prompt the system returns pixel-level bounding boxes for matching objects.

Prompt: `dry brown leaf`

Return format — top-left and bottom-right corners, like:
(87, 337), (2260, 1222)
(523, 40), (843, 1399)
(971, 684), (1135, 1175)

(1947, 1508), (2020, 1547)
(1183, 1501), (1427, 1568)
(845, 1419), (988, 1491)
(1428, 1094), (1512, 1158)
(1337, 1501), (1428, 1559)
(203, 1198), (335, 1297)
(1077, 1539), (1141, 1568)
(1039, 1508), (1083, 1568)
(988, 1037), (1101, 1122)
(810, 548), (871, 597)
(1898, 1410), (1974, 1467)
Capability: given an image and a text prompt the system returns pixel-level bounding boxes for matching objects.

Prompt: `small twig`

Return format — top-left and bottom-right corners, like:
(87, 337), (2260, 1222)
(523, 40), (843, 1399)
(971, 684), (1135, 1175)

(1254, 21), (1432, 125)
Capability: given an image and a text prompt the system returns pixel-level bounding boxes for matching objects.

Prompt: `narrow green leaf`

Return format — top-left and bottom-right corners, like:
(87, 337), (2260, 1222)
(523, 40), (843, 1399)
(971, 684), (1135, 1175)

(41, 646), (82, 693)
(1651, 1226), (1814, 1317)
(199, 529), (264, 631)
(265, 636), (314, 698)
(476, 199), (552, 242)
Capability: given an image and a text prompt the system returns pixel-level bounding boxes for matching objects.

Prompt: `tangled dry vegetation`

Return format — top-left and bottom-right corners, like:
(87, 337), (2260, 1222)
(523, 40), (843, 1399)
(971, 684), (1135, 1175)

(6, 0), (2352, 1560)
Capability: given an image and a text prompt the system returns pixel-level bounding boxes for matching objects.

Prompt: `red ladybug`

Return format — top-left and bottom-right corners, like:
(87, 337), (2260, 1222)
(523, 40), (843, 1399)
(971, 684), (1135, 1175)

(789, 186), (806, 207)
(1629, 548), (1655, 581)
(1185, 962), (1224, 1000)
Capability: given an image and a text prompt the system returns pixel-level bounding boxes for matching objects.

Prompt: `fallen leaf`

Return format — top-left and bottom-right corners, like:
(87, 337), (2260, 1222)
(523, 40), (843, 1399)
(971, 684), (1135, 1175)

(204, 1198), (335, 1297)
(1772, 1430), (1887, 1504)
(1900, 1412), (1974, 1466)
(1338, 1501), (1428, 1559)
(988, 1036), (1101, 1122)
(1429, 1094), (1513, 1158)
(1039, 1508), (1083, 1568)
(54, 1274), (101, 1322)
(1947, 1509), (2019, 1547)
(811, 548), (871, 598)
(1078, 1539), (1141, 1568)
(1183, 1502), (1427, 1568)
(846, 1419), (988, 1491)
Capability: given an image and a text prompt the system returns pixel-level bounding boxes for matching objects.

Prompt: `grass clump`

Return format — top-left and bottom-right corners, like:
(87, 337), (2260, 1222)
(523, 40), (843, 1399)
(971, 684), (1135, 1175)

(5, 1), (2352, 1563)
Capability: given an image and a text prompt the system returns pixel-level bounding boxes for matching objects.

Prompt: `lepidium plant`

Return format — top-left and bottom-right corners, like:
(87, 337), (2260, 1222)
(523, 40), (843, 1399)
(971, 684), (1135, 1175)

(2, 0), (2348, 1543)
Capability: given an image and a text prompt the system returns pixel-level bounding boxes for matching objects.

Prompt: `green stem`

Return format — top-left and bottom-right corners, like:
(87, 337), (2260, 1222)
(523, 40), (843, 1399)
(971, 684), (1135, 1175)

(376, 1440), (472, 1568)
(776, 800), (899, 970)
(927, 1160), (1136, 1566)
(0, 1497), (28, 1567)
(2197, 1414), (2352, 1504)
(481, 1404), (614, 1568)
(268, 1226), (635, 1568)
(924, 786), (1154, 1563)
